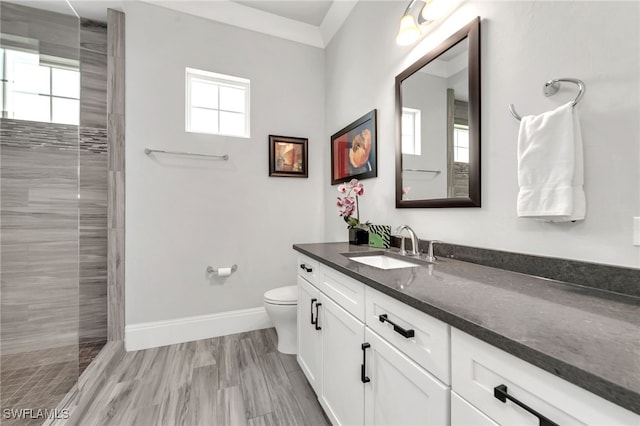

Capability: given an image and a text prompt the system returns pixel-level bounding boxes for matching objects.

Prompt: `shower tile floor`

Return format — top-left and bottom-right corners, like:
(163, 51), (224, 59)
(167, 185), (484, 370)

(1, 341), (106, 426)
(78, 342), (107, 376)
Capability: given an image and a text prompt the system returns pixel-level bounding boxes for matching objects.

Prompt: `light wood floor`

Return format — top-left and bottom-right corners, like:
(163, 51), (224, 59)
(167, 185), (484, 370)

(60, 328), (330, 426)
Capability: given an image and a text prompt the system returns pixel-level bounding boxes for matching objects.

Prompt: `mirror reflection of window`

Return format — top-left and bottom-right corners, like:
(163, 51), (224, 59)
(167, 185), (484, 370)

(1, 48), (80, 125)
(401, 107), (422, 155)
(453, 124), (469, 163)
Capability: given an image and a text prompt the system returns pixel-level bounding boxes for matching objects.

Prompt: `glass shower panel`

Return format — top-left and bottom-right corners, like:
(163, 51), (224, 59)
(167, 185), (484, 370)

(0, 1), (80, 421)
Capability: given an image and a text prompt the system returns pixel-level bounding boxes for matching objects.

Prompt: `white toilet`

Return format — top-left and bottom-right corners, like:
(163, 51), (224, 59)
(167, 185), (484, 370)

(264, 285), (298, 354)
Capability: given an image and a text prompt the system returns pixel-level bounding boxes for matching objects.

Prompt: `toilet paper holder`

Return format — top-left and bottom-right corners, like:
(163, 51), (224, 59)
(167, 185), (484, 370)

(206, 264), (238, 275)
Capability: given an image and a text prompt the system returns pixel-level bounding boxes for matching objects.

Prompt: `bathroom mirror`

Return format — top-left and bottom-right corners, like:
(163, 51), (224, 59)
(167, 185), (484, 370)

(395, 17), (481, 208)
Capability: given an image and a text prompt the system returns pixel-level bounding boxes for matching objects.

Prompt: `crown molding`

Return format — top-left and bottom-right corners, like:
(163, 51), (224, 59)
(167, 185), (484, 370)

(320, 0), (358, 46)
(142, 0), (358, 48)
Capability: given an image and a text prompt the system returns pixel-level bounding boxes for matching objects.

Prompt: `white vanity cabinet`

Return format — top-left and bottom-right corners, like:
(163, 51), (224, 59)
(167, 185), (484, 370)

(451, 329), (640, 426)
(296, 254), (640, 426)
(317, 289), (450, 426)
(297, 258), (451, 426)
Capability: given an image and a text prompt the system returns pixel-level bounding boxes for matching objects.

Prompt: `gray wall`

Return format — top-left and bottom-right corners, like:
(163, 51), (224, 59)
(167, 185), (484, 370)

(124, 1), (325, 326)
(324, 1), (640, 268)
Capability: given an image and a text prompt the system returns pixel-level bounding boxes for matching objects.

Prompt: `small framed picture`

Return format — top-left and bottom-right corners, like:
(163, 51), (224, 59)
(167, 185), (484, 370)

(269, 135), (308, 178)
(330, 109), (377, 185)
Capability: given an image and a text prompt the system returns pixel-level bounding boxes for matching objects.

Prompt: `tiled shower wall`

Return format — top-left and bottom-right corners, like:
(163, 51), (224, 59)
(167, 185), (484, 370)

(79, 18), (108, 344)
(0, 4), (108, 354)
(1, 3), (108, 417)
(0, 119), (81, 355)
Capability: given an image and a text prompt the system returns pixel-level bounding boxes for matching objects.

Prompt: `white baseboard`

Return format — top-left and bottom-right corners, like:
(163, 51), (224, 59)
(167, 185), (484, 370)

(125, 307), (273, 351)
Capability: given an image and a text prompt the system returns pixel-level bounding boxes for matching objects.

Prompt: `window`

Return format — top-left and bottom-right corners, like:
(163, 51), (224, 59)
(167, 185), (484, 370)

(1, 48), (80, 125)
(401, 107), (421, 155)
(186, 68), (250, 138)
(453, 124), (469, 163)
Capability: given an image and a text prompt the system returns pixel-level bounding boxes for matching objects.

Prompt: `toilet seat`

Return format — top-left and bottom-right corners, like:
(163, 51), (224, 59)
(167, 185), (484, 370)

(264, 285), (297, 305)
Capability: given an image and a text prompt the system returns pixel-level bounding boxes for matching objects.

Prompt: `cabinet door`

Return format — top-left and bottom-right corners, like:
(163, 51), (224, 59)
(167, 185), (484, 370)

(297, 276), (322, 394)
(320, 295), (366, 426)
(364, 328), (449, 426)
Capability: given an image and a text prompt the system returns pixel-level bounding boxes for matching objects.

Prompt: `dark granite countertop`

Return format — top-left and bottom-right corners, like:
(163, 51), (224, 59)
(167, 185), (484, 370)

(293, 242), (640, 415)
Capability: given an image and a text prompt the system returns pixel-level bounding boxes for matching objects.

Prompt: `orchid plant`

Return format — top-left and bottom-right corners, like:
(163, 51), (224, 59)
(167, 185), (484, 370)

(337, 179), (369, 230)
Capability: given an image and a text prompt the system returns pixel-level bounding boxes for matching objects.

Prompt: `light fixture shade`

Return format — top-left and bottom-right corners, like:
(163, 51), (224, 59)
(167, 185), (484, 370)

(396, 14), (421, 46)
(421, 0), (446, 22)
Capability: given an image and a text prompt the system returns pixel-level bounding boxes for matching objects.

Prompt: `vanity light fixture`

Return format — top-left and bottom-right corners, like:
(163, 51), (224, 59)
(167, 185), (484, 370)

(395, 0), (449, 46)
(396, 13), (421, 46)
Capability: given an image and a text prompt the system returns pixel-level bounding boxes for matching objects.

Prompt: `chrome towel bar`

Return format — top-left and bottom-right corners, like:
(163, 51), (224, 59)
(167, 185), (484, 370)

(402, 169), (441, 174)
(144, 148), (229, 160)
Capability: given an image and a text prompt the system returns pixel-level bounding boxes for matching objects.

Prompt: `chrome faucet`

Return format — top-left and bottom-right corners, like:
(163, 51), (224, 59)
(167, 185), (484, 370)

(395, 225), (420, 257)
(425, 240), (441, 262)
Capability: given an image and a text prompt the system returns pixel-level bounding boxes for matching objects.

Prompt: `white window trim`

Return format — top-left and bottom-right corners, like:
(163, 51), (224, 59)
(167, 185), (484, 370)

(185, 67), (250, 138)
(453, 124), (469, 163)
(402, 107), (421, 156)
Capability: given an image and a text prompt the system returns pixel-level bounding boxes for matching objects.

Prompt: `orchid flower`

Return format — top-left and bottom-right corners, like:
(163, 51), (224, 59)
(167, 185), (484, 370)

(336, 179), (368, 230)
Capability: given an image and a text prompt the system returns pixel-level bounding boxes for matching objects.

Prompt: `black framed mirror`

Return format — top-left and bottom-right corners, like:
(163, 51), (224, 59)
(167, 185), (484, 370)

(395, 17), (481, 208)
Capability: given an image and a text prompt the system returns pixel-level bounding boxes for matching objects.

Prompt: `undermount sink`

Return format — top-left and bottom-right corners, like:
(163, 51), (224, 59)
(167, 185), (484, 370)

(347, 254), (420, 270)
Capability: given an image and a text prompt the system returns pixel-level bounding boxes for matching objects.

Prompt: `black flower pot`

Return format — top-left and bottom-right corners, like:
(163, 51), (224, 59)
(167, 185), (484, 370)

(349, 228), (369, 245)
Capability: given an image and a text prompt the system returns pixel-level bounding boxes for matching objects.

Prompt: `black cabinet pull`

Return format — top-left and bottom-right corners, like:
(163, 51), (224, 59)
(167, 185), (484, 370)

(361, 343), (371, 383)
(310, 298), (317, 325)
(494, 385), (558, 426)
(378, 314), (415, 338)
(300, 264), (313, 273)
(314, 303), (322, 330)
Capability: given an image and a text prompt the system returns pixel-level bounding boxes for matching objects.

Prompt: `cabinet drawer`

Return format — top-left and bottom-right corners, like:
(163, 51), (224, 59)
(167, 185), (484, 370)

(365, 286), (450, 385)
(297, 254), (319, 285)
(451, 329), (639, 426)
(318, 266), (365, 322)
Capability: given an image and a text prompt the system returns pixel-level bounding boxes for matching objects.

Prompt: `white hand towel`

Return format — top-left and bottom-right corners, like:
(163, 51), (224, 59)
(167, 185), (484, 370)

(517, 102), (586, 222)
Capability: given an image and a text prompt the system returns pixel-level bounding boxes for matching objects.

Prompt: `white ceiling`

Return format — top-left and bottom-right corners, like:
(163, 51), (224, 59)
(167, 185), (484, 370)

(141, 0), (358, 47)
(8, 0), (358, 48)
(233, 0), (333, 26)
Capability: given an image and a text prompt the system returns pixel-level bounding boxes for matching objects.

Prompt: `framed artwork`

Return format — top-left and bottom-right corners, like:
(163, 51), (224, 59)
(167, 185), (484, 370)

(331, 109), (378, 185)
(269, 135), (308, 178)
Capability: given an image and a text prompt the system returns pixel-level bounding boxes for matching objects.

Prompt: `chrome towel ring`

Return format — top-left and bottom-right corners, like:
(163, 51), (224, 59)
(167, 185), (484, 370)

(509, 78), (586, 121)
